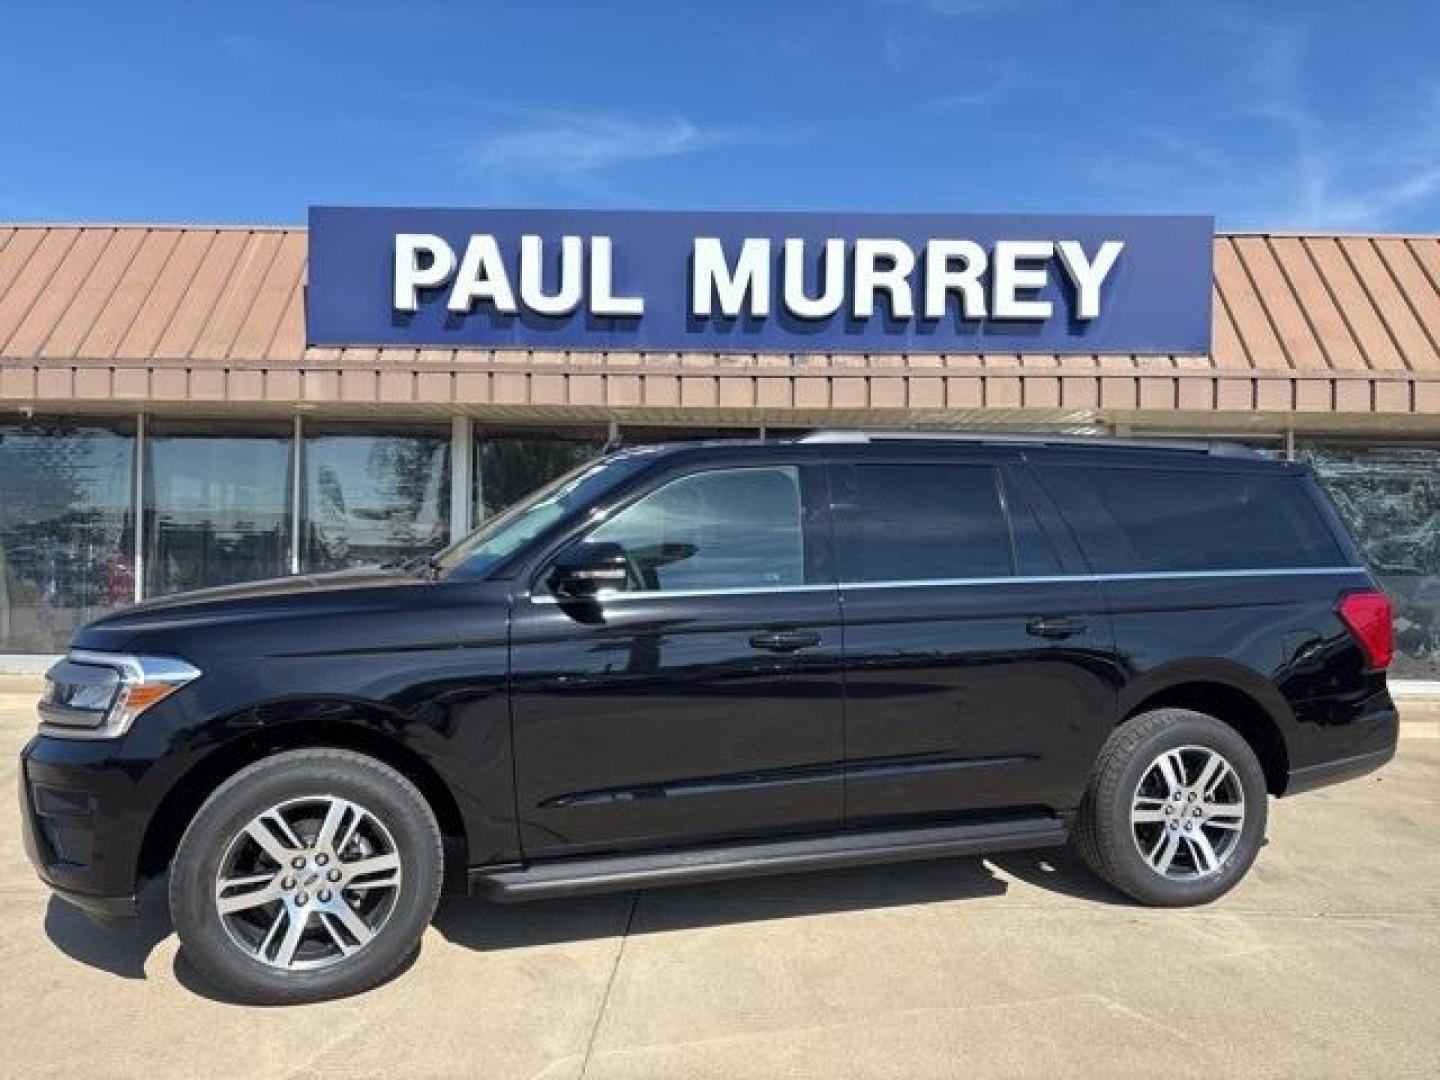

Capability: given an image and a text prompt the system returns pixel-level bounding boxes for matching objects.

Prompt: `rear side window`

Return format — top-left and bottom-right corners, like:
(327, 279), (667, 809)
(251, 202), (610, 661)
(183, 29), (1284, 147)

(836, 463), (1014, 582)
(1038, 465), (1343, 573)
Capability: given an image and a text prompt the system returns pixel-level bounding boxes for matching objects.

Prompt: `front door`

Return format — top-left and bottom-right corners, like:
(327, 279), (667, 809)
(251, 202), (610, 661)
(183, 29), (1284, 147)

(831, 454), (1119, 826)
(509, 463), (845, 858)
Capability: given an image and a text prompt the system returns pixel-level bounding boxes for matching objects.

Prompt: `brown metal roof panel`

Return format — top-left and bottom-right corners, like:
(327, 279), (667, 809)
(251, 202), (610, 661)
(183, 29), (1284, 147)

(40, 228), (149, 359)
(191, 231), (283, 359)
(1381, 239), (1440, 351)
(1338, 237), (1435, 371)
(75, 229), (183, 359)
(0, 228), (48, 308)
(151, 230), (250, 359)
(1267, 237), (1368, 371)
(265, 271), (306, 360)
(0, 228), (46, 306)
(1208, 282), (1250, 369)
(1404, 237), (1440, 296)
(1304, 237), (1405, 370)
(116, 230), (219, 359)
(0, 228), (81, 353)
(2, 228), (111, 358)
(1230, 236), (1328, 369)
(229, 231), (306, 360)
(1214, 239), (1286, 368)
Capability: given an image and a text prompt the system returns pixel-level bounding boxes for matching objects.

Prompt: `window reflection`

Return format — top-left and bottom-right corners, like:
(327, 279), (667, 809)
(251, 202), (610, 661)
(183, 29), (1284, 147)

(588, 467), (805, 591)
(0, 420), (135, 652)
(303, 427), (450, 571)
(475, 431), (604, 523)
(1306, 443), (1440, 679)
(144, 425), (291, 597)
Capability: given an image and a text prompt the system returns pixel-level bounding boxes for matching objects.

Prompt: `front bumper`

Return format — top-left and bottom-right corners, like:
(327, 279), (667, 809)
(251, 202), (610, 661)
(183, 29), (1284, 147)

(19, 735), (153, 917)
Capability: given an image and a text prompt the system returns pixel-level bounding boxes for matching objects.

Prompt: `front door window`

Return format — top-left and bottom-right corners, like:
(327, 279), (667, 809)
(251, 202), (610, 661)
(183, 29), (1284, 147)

(587, 466), (805, 592)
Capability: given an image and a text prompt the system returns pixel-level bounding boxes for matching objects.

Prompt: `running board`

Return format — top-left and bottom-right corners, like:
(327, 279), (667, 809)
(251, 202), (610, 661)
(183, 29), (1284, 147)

(470, 816), (1067, 902)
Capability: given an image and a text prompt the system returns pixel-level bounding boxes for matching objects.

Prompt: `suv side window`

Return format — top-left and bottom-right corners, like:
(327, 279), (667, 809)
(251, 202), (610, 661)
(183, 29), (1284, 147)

(586, 466), (805, 592)
(836, 463), (1014, 583)
(1039, 465), (1344, 572)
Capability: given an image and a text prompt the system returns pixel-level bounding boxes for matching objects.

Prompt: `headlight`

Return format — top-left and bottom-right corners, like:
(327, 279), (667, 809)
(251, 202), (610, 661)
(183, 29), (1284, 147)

(38, 651), (201, 740)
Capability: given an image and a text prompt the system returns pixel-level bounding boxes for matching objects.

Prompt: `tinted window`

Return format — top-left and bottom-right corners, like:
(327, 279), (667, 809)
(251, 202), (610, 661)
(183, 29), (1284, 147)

(839, 464), (1013, 583)
(588, 467), (804, 591)
(302, 426), (451, 572)
(0, 420), (135, 652)
(1041, 465), (1343, 572)
(475, 432), (604, 523)
(144, 424), (292, 596)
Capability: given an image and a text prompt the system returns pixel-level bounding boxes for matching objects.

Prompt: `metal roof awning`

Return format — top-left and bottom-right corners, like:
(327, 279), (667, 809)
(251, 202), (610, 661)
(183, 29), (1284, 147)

(0, 225), (1438, 428)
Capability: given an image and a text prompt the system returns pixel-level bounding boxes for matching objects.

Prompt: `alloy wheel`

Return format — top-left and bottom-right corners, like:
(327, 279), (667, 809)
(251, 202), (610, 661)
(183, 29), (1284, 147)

(1130, 745), (1246, 881)
(213, 795), (404, 971)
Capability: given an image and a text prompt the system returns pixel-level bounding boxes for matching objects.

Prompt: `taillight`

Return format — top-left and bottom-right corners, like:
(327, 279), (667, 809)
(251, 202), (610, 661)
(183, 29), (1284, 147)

(1337, 590), (1394, 670)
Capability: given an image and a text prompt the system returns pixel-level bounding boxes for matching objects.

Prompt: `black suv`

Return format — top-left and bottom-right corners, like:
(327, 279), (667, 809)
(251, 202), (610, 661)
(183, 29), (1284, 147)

(20, 433), (1398, 1003)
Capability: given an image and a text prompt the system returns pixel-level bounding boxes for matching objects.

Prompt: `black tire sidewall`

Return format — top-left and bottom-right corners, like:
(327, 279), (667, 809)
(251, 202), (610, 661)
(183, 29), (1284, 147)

(1093, 710), (1268, 906)
(170, 750), (443, 1005)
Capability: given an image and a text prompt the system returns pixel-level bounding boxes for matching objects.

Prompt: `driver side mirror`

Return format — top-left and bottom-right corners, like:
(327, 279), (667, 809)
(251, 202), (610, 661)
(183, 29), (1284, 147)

(548, 541), (629, 599)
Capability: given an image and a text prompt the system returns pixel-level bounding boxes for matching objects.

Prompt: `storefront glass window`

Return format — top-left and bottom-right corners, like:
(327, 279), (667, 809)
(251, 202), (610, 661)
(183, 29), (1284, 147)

(144, 424), (292, 597)
(475, 430), (605, 523)
(0, 420), (135, 652)
(302, 427), (451, 572)
(1304, 443), (1440, 679)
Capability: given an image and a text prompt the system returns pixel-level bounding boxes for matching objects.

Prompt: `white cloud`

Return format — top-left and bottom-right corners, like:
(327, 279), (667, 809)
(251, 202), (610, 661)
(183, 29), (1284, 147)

(886, 0), (1022, 15)
(469, 112), (749, 184)
(1090, 9), (1440, 231)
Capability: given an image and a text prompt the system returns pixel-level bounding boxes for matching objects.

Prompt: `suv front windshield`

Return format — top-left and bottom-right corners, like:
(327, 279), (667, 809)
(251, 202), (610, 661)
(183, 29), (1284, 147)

(432, 448), (659, 579)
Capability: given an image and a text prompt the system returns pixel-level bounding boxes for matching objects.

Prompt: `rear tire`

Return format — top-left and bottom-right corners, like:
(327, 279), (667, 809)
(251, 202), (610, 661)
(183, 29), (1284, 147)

(1074, 708), (1267, 906)
(169, 748), (443, 1004)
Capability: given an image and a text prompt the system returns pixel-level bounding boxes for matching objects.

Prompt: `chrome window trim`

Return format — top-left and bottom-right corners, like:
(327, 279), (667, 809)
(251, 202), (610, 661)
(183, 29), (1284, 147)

(527, 565), (1368, 604)
(835, 565), (1369, 591)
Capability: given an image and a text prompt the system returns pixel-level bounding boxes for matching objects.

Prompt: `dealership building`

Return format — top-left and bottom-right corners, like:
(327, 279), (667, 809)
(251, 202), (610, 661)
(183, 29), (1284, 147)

(0, 210), (1437, 682)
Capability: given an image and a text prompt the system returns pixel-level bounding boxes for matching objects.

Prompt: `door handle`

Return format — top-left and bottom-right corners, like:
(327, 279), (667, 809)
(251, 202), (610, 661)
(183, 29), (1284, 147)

(749, 630), (822, 653)
(1026, 616), (1088, 639)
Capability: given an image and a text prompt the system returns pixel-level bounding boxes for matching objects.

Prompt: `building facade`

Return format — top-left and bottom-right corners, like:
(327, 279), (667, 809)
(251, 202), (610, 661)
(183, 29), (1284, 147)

(0, 221), (1437, 679)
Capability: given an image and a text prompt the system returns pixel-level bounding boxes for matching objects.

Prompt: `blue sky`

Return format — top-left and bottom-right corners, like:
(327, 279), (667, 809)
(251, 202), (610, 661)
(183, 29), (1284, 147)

(2, 0), (1437, 231)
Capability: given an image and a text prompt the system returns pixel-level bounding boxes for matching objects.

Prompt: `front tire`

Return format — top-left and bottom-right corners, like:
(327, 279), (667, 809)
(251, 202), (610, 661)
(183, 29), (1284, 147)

(1074, 708), (1268, 906)
(169, 748), (443, 1004)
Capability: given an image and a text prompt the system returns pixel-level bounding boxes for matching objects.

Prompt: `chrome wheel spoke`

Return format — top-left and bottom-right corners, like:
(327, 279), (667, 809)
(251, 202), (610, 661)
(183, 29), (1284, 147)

(326, 902), (377, 952)
(245, 812), (303, 865)
(1155, 751), (1186, 796)
(343, 852), (402, 888)
(1195, 753), (1230, 799)
(1185, 831), (1219, 874)
(257, 905), (288, 959)
(314, 798), (362, 856)
(216, 871), (282, 915)
(272, 906), (311, 968)
(1131, 795), (1169, 824)
(1151, 830), (1182, 874)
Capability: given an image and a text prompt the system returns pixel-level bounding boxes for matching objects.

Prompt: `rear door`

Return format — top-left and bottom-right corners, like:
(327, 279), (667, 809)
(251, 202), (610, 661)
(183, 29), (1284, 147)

(833, 449), (1119, 826)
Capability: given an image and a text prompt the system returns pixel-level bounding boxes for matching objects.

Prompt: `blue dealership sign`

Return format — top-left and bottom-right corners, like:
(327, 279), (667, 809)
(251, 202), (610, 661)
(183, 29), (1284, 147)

(306, 206), (1213, 355)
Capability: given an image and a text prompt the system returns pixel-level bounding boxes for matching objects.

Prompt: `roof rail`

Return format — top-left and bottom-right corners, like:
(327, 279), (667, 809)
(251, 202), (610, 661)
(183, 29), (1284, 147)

(794, 430), (1270, 458)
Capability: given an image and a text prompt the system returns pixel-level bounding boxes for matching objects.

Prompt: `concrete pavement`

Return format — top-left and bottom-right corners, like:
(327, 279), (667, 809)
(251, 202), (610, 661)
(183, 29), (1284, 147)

(3, 689), (1437, 1079)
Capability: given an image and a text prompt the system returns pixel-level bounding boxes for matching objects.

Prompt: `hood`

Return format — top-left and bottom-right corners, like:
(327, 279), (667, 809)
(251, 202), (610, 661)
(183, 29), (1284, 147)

(113, 566), (417, 615)
(70, 566), (487, 659)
